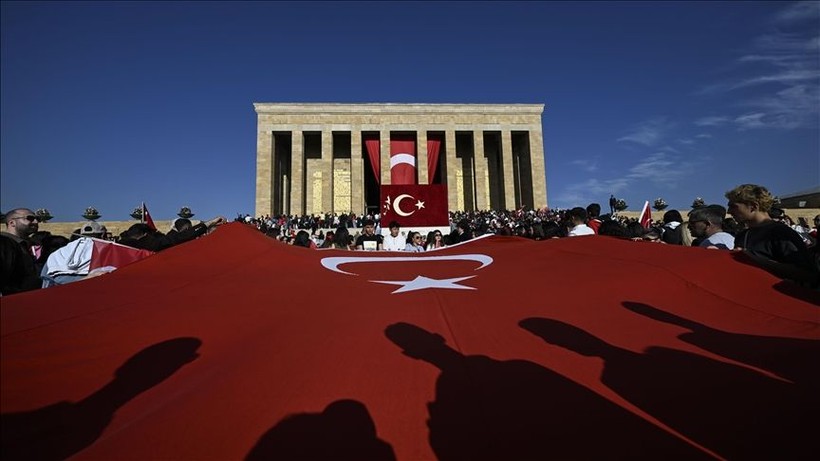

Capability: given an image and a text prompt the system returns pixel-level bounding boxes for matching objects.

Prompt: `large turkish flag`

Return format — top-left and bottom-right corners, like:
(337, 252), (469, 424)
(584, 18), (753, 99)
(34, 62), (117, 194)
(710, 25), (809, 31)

(380, 184), (449, 227)
(2, 223), (818, 460)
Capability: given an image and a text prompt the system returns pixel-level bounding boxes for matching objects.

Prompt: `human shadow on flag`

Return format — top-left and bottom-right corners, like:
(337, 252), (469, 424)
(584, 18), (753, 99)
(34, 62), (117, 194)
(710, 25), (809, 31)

(385, 322), (708, 460)
(771, 279), (820, 306)
(521, 315), (815, 460)
(622, 301), (820, 388)
(0, 337), (202, 461)
(245, 399), (395, 460)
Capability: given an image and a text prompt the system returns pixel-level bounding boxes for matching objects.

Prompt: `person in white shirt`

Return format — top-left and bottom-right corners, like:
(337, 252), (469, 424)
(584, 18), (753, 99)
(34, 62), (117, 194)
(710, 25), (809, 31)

(383, 221), (406, 251)
(567, 207), (595, 237)
(688, 205), (735, 250)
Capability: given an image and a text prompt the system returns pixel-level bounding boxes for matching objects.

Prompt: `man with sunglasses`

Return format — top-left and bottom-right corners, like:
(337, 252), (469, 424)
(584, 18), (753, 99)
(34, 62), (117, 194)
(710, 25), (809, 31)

(687, 205), (734, 250)
(1, 208), (42, 295)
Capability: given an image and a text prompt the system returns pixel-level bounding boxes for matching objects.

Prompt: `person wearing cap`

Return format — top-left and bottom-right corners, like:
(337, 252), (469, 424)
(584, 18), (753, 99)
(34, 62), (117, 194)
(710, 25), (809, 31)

(41, 221), (109, 287)
(0, 208), (41, 295)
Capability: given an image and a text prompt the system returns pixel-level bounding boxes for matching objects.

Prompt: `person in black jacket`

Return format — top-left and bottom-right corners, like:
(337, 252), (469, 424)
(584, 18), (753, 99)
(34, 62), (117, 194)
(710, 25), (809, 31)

(660, 210), (684, 245)
(726, 184), (818, 285)
(0, 208), (41, 295)
(118, 217), (225, 252)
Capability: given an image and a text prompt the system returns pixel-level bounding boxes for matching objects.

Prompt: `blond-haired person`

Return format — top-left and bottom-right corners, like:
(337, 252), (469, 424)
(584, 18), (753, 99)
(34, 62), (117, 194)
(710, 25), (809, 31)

(725, 184), (817, 285)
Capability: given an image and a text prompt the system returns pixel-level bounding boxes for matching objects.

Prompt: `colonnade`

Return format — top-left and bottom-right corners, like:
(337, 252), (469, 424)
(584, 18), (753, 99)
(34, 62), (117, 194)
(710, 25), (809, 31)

(254, 104), (547, 217)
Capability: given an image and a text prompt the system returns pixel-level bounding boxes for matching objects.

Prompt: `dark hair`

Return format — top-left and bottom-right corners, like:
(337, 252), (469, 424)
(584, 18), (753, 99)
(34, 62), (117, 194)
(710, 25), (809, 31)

(388, 220), (400, 229)
(334, 226), (352, 249)
(642, 228), (662, 241)
(542, 221), (563, 239)
(662, 210), (683, 224)
(406, 231), (419, 245)
(125, 223), (154, 239)
(293, 230), (311, 248)
(37, 234), (70, 264)
(598, 220), (628, 238)
(626, 221), (644, 238)
(586, 203), (601, 218)
(569, 207), (587, 222)
(689, 206), (725, 226)
(768, 207), (785, 220)
(174, 218), (192, 232)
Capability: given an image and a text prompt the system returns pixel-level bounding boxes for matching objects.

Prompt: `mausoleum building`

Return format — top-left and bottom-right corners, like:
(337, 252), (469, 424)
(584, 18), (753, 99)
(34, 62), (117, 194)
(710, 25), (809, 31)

(254, 103), (547, 217)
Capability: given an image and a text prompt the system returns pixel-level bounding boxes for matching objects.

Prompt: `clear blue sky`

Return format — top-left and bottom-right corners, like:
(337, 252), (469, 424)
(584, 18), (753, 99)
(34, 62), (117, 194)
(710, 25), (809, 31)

(2, 1), (818, 221)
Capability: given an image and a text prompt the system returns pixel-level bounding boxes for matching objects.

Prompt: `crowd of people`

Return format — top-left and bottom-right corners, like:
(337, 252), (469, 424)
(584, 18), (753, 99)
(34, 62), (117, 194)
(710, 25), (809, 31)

(0, 213), (226, 295)
(2, 184), (819, 295)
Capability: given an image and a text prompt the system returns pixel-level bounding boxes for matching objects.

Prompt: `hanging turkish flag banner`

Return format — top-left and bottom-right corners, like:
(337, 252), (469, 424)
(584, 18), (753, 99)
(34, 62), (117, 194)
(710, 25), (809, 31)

(390, 137), (416, 185)
(380, 184), (449, 227)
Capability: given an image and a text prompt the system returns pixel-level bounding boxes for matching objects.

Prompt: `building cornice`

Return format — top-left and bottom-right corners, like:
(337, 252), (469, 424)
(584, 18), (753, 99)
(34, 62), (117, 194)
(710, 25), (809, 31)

(253, 103), (545, 115)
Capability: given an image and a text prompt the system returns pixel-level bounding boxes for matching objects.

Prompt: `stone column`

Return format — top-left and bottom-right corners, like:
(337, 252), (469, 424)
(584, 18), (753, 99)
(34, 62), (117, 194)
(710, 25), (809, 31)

(321, 130), (334, 214)
(529, 127), (548, 209)
(380, 129), (391, 185)
(417, 130), (428, 185)
(501, 130), (515, 211)
(350, 128), (363, 214)
(445, 130), (458, 210)
(290, 130), (304, 215)
(473, 130), (489, 210)
(255, 128), (273, 217)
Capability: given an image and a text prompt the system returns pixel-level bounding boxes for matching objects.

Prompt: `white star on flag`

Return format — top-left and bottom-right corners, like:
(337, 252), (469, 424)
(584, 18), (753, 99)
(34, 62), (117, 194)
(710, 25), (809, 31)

(370, 275), (477, 294)
(415, 200), (425, 210)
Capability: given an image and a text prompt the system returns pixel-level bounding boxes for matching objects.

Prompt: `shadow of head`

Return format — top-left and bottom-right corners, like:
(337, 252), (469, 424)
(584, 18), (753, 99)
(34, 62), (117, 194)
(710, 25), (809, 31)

(114, 337), (202, 393)
(322, 400), (378, 438)
(519, 318), (608, 357)
(384, 322), (447, 360)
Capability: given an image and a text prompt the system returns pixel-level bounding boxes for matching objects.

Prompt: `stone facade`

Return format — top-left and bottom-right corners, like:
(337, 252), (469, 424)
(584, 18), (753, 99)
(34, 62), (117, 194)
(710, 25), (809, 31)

(254, 103), (548, 217)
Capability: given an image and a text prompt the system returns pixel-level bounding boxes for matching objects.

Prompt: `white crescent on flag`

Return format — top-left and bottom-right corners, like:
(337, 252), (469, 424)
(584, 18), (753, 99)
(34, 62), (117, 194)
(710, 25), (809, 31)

(393, 194), (415, 217)
(320, 254), (494, 275)
(390, 153), (416, 168)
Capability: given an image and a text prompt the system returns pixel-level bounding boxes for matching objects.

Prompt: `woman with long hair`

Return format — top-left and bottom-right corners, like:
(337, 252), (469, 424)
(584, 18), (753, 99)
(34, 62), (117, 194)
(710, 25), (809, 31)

(425, 230), (445, 250)
(332, 226), (354, 250)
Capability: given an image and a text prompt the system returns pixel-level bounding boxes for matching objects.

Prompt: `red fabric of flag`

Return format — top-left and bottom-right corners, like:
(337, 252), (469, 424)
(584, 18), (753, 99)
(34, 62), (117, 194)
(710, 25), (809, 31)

(380, 184), (448, 227)
(390, 137), (416, 185)
(427, 138), (441, 184)
(640, 200), (652, 228)
(89, 238), (155, 271)
(365, 138), (381, 183)
(2, 224), (818, 460)
(143, 202), (157, 231)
